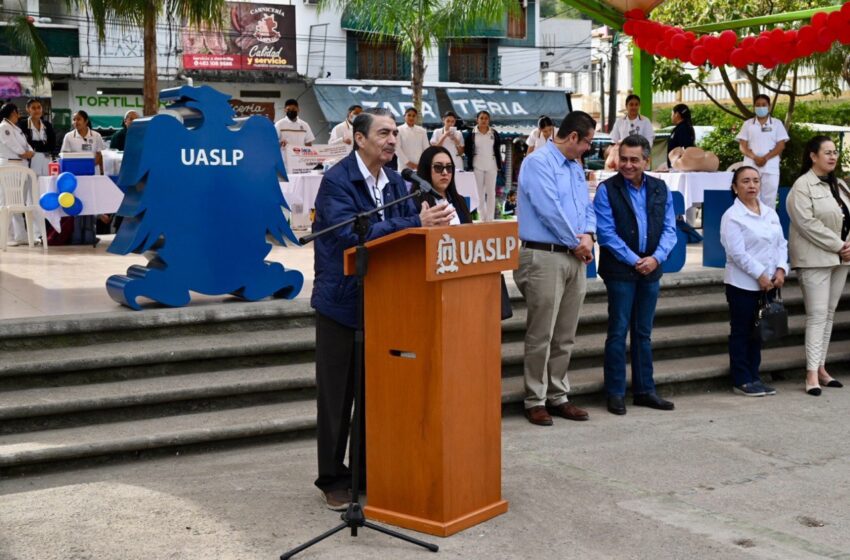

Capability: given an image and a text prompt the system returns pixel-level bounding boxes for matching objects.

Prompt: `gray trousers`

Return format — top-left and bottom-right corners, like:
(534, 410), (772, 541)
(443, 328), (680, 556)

(514, 247), (587, 409)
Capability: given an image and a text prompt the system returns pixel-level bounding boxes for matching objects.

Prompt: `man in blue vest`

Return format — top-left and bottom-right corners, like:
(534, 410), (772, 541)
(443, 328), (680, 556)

(311, 108), (455, 510)
(594, 134), (678, 415)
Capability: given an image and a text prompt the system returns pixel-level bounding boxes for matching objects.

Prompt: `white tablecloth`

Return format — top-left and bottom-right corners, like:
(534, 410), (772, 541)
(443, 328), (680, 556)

(597, 171), (733, 209)
(38, 176), (124, 233)
(279, 170), (481, 229)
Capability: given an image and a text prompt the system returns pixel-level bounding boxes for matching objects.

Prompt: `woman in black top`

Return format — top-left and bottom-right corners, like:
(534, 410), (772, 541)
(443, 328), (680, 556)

(412, 146), (472, 224)
(667, 103), (696, 167)
(19, 98), (56, 176)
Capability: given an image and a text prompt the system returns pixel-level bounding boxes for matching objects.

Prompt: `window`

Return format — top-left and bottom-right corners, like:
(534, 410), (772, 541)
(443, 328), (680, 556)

(448, 40), (500, 84)
(507, 0), (527, 40)
(351, 34), (409, 80)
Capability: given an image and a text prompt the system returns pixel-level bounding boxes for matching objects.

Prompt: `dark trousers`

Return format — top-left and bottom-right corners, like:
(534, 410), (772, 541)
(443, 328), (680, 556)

(314, 312), (365, 493)
(725, 284), (763, 387)
(603, 279), (661, 397)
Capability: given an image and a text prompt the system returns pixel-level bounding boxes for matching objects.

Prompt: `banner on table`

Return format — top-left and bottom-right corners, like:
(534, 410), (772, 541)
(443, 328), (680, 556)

(285, 144), (351, 174)
(182, 3), (296, 71)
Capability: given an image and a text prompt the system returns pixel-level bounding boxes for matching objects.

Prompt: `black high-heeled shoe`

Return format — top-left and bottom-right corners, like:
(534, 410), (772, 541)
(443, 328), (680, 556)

(821, 377), (843, 388)
(806, 383), (822, 396)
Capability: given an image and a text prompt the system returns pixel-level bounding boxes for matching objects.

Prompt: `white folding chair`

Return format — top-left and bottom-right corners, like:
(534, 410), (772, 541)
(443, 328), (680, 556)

(0, 166), (46, 253)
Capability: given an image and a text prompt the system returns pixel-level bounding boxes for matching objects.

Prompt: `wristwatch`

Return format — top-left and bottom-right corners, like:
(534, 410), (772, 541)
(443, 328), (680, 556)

(586, 232), (597, 243)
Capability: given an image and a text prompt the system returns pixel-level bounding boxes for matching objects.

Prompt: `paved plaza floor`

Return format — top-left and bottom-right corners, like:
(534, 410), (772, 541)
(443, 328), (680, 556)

(2, 385), (849, 560)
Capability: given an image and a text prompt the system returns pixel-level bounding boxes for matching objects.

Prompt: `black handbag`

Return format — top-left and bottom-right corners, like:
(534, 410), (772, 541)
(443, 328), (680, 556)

(756, 288), (788, 342)
(500, 274), (513, 320)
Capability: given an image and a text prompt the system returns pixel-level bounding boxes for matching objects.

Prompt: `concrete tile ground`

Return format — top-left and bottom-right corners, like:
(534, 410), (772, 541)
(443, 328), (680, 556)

(2, 381), (848, 560)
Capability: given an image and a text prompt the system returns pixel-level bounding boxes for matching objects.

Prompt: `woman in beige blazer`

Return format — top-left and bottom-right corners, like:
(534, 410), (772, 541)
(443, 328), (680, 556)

(787, 135), (850, 395)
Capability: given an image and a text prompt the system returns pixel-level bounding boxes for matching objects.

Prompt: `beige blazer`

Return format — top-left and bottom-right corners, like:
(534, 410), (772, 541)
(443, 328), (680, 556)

(787, 169), (850, 268)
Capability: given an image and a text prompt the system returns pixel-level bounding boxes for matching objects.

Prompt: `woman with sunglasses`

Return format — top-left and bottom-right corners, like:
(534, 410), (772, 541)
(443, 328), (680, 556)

(412, 146), (471, 225)
(787, 135), (850, 395)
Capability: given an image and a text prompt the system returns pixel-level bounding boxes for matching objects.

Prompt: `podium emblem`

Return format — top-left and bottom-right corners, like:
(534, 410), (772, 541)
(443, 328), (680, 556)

(435, 233), (459, 274)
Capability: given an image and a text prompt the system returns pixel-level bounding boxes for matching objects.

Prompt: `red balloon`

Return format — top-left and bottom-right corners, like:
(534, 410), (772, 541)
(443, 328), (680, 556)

(784, 30), (798, 44)
(798, 25), (816, 44)
(827, 10), (845, 31)
(817, 28), (835, 50)
(684, 31), (697, 43)
(754, 36), (772, 56)
(812, 11), (828, 28)
(770, 28), (784, 41)
(624, 20), (636, 35)
(840, 29), (850, 45)
(670, 33), (688, 51)
(690, 46), (708, 65)
(843, 2), (850, 19)
(719, 30), (738, 50)
(729, 48), (747, 68)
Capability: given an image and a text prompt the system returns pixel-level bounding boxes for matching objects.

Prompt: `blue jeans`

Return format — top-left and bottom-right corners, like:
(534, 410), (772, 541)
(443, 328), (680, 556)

(603, 279), (660, 397)
(725, 284), (764, 387)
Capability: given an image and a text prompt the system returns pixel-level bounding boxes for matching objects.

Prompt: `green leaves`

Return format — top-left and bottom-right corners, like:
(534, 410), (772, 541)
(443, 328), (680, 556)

(5, 14), (49, 86)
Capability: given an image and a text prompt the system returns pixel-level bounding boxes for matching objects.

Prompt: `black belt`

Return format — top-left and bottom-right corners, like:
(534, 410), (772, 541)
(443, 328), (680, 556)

(522, 241), (572, 254)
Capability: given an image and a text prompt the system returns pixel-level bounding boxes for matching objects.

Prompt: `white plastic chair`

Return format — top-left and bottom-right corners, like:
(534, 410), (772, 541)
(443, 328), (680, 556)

(0, 166), (45, 253)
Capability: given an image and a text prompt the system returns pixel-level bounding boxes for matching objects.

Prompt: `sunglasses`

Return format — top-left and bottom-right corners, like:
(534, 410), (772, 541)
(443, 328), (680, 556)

(432, 164), (455, 174)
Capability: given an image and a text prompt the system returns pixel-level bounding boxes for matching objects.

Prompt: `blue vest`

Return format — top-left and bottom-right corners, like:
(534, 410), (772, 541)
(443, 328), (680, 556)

(598, 173), (668, 282)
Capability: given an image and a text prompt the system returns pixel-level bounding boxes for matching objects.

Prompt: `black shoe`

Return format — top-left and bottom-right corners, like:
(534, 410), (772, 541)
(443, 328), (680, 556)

(633, 393), (675, 411)
(607, 395), (626, 415)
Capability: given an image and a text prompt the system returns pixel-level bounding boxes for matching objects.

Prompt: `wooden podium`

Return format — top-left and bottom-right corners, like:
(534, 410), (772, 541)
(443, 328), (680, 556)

(344, 221), (519, 537)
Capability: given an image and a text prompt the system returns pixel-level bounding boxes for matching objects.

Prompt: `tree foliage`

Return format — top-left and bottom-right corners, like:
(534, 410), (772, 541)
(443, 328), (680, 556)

(5, 14), (49, 86)
(319, 0), (518, 119)
(650, 0), (850, 127)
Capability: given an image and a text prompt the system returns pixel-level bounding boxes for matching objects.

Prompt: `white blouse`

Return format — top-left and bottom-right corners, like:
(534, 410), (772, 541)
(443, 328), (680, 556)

(720, 198), (789, 291)
(430, 127), (464, 170)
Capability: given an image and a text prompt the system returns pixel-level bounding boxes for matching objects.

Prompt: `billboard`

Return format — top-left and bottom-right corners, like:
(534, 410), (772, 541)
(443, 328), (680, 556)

(182, 3), (296, 71)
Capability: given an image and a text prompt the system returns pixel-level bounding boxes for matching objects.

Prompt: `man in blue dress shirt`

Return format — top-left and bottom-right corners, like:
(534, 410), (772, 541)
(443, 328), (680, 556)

(514, 111), (597, 426)
(594, 134), (678, 415)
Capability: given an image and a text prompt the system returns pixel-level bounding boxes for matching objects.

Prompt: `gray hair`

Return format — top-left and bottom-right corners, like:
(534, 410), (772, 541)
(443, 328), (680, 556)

(620, 134), (651, 160)
(352, 108), (393, 151)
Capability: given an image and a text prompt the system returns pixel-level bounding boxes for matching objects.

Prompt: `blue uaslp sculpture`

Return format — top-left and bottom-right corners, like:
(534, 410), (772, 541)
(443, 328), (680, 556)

(106, 85), (304, 309)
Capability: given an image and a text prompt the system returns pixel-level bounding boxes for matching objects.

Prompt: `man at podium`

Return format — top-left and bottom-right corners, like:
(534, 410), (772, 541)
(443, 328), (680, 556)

(310, 108), (455, 510)
(514, 111), (598, 426)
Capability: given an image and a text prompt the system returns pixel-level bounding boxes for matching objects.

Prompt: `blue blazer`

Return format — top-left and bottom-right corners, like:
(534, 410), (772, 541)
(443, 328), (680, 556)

(310, 151), (421, 328)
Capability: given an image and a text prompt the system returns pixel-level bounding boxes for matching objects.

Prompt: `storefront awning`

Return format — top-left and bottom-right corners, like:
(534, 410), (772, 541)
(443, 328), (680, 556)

(443, 88), (570, 127)
(89, 115), (124, 130)
(313, 83), (443, 126)
(0, 75), (52, 98)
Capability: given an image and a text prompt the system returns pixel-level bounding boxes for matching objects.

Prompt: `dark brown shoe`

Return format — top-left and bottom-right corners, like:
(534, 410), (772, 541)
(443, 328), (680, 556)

(321, 488), (351, 511)
(546, 402), (589, 421)
(524, 405), (553, 426)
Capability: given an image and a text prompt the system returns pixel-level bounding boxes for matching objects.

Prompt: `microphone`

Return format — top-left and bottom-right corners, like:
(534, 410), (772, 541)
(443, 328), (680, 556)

(401, 168), (436, 196)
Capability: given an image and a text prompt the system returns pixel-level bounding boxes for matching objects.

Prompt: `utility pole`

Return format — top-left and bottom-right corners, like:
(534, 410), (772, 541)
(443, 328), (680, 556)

(607, 31), (619, 134)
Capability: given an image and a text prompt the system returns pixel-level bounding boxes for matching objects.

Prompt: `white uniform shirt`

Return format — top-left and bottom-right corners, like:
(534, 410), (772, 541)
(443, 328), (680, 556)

(525, 129), (550, 151)
(61, 128), (106, 154)
(329, 120), (354, 147)
(0, 119), (32, 161)
(397, 123), (430, 171)
(736, 117), (789, 175)
(354, 151), (389, 219)
(610, 115), (655, 145)
(720, 198), (789, 291)
(430, 127), (464, 170)
(275, 116), (315, 147)
(472, 128), (497, 170)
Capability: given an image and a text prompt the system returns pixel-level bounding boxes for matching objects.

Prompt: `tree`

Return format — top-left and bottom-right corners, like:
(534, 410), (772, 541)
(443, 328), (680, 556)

(4, 9), (49, 86)
(319, 0), (519, 120)
(650, 0), (849, 128)
(73, 0), (225, 115)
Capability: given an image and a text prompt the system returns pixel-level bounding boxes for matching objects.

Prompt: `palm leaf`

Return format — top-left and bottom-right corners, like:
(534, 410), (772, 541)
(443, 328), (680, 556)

(5, 14), (50, 86)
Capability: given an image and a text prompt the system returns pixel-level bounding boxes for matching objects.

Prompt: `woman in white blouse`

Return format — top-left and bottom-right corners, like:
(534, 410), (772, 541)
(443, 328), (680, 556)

(0, 102), (36, 246)
(464, 110), (502, 222)
(720, 166), (788, 396)
(429, 111), (464, 171)
(525, 116), (554, 155)
(61, 110), (106, 173)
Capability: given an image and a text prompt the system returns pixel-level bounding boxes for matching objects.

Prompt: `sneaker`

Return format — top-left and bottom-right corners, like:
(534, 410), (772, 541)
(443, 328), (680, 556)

(734, 382), (766, 397)
(754, 380), (777, 396)
(321, 488), (352, 511)
(6, 239), (22, 247)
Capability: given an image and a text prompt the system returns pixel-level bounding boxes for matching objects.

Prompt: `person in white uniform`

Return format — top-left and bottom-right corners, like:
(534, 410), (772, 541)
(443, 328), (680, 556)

(396, 107), (430, 172)
(736, 94), (788, 208)
(464, 110), (503, 222)
(0, 103), (35, 245)
(328, 104), (362, 151)
(430, 111), (464, 171)
(275, 98), (315, 148)
(610, 94), (655, 147)
(526, 116), (554, 155)
(61, 110), (107, 171)
(19, 98), (56, 177)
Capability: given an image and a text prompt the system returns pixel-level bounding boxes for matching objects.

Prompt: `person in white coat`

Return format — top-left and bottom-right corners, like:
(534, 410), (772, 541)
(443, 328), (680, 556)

(464, 110), (503, 222)
(430, 111), (464, 171)
(328, 104), (362, 151)
(610, 94), (655, 147)
(60, 109), (107, 171)
(737, 94), (788, 208)
(396, 107), (430, 172)
(0, 103), (35, 246)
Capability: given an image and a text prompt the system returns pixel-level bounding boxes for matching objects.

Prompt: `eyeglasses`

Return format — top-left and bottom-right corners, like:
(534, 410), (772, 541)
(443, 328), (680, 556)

(432, 164), (454, 174)
(821, 150), (840, 157)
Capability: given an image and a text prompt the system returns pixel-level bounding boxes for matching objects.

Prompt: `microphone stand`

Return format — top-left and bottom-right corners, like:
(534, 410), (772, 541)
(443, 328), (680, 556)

(280, 188), (438, 559)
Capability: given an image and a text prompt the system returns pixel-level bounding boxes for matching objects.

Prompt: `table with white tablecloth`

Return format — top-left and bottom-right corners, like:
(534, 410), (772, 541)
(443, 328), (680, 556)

(37, 175), (124, 233)
(280, 170), (481, 229)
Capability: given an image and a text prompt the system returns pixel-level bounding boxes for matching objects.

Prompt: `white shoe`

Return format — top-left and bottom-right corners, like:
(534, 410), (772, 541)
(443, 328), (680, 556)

(6, 240), (23, 247)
